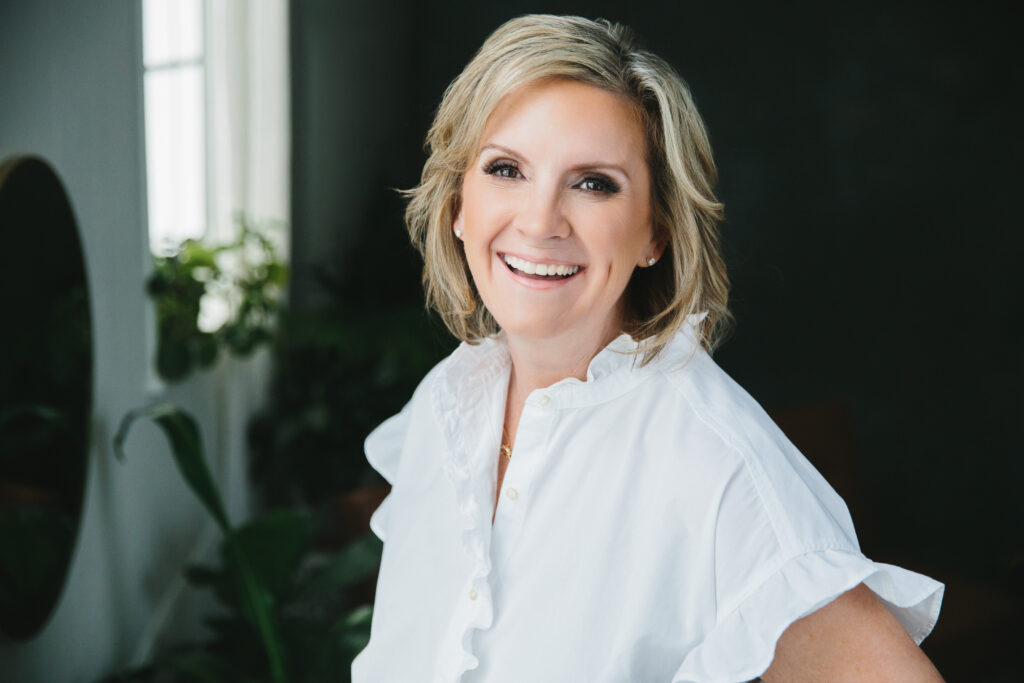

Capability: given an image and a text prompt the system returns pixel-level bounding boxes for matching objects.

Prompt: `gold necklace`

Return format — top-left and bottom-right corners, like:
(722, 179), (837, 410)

(500, 426), (513, 461)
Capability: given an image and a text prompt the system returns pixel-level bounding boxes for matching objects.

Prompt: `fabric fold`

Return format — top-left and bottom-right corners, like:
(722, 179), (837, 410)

(672, 548), (944, 683)
(364, 403), (412, 542)
(430, 341), (509, 681)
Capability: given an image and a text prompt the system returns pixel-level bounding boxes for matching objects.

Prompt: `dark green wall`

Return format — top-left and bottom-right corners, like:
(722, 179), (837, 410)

(290, 0), (1021, 592)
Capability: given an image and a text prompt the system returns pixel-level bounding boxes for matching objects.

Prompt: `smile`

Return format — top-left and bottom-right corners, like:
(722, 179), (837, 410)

(502, 253), (582, 279)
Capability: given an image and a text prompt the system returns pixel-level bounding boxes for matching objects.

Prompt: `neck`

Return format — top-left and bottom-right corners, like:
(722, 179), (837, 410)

(505, 320), (622, 408)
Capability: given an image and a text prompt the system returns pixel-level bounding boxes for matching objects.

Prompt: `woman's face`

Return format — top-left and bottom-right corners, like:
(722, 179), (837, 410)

(454, 78), (661, 347)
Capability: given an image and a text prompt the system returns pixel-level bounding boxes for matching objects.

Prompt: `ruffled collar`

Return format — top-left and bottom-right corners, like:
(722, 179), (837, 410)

(439, 311), (707, 404)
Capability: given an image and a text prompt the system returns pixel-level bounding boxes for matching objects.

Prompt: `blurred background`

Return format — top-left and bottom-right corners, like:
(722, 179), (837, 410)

(0, 0), (1019, 681)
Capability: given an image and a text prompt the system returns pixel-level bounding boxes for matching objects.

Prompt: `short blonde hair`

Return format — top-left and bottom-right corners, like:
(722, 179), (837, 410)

(404, 14), (731, 363)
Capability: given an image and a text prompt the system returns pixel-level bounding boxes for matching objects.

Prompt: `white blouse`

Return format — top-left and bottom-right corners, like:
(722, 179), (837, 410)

(351, 317), (943, 683)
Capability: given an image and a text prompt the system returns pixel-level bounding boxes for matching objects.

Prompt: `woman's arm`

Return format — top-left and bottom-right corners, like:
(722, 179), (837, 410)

(760, 583), (944, 682)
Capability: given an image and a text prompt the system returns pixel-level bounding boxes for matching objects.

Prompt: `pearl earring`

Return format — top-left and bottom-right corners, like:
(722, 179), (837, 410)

(455, 229), (463, 238)
(647, 257), (656, 266)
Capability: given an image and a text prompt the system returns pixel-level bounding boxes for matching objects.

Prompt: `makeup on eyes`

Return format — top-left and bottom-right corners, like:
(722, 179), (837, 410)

(481, 158), (621, 195)
(483, 159), (521, 178)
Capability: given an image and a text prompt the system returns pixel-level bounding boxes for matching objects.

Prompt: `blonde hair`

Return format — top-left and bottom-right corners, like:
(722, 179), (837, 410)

(404, 14), (731, 363)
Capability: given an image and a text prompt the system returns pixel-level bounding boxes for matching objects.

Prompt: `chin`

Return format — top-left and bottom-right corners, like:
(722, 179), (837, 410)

(494, 312), (570, 341)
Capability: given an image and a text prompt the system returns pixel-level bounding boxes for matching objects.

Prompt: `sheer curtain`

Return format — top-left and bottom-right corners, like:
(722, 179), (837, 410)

(206, 0), (290, 252)
(204, 0), (290, 525)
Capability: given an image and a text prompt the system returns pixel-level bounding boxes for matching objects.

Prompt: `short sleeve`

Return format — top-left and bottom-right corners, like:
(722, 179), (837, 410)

(671, 547), (944, 682)
(364, 402), (412, 542)
(663, 386), (945, 683)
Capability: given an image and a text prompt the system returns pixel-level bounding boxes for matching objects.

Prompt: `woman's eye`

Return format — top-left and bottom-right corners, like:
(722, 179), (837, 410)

(484, 161), (521, 179)
(577, 175), (619, 194)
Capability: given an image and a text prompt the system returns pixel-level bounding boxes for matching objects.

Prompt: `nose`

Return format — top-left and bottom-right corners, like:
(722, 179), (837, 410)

(514, 184), (570, 240)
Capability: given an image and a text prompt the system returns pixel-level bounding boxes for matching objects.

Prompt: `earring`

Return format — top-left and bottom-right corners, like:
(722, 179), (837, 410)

(455, 229), (463, 238)
(647, 257), (656, 266)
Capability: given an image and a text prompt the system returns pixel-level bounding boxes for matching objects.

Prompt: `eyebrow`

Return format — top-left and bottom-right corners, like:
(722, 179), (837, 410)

(479, 143), (632, 181)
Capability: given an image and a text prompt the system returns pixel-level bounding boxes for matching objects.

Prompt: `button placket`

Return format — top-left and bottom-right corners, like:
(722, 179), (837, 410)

(489, 396), (555, 571)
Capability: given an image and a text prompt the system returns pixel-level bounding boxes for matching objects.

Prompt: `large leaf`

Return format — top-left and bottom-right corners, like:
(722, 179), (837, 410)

(292, 534), (383, 603)
(229, 509), (315, 600)
(113, 404), (287, 683)
(113, 404), (230, 532)
(308, 605), (373, 683)
(222, 535), (287, 683)
(185, 563), (235, 610)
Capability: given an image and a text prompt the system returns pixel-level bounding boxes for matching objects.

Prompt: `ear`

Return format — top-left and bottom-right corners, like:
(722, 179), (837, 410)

(639, 232), (668, 267)
(452, 201), (464, 239)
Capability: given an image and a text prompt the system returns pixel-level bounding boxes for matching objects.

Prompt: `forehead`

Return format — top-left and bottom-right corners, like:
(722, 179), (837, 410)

(477, 78), (646, 162)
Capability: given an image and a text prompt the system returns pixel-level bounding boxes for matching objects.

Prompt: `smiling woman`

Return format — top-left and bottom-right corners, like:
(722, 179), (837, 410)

(354, 14), (944, 683)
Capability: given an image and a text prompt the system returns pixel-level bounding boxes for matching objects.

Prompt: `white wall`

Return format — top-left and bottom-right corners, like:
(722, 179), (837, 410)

(0, 2), (266, 681)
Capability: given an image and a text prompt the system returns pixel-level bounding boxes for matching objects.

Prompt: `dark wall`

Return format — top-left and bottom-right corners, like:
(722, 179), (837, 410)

(291, 0), (1021, 596)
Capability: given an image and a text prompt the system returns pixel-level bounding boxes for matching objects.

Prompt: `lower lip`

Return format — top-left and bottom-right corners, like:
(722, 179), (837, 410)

(497, 254), (583, 290)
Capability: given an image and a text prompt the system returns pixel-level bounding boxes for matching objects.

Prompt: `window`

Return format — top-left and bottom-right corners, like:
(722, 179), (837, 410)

(142, 0), (290, 256)
(143, 0), (207, 254)
(140, 0), (290, 393)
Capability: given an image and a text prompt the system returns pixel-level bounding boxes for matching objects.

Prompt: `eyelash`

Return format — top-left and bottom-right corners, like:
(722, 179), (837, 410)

(483, 160), (522, 180)
(482, 160), (620, 195)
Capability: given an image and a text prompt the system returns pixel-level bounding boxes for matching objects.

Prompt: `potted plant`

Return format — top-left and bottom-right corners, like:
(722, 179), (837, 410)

(101, 404), (381, 683)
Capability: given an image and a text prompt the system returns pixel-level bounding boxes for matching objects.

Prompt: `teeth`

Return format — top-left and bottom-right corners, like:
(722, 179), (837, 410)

(503, 254), (580, 277)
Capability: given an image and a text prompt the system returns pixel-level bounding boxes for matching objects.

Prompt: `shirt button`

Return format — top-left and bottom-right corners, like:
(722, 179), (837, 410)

(506, 487), (519, 500)
(538, 394), (552, 407)
(469, 588), (478, 601)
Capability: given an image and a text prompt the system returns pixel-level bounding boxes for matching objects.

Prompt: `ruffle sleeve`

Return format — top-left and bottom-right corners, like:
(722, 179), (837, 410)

(671, 548), (944, 683)
(363, 402), (412, 542)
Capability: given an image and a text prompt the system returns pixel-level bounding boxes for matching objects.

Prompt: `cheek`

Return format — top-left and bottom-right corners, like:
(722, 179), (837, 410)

(460, 182), (503, 237)
(591, 215), (649, 263)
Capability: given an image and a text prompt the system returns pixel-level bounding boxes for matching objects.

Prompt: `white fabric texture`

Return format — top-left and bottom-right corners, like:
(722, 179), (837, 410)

(351, 317), (943, 683)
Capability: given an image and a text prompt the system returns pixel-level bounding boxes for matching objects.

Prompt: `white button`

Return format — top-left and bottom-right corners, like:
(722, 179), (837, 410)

(505, 487), (519, 500)
(538, 394), (552, 407)
(469, 588), (478, 601)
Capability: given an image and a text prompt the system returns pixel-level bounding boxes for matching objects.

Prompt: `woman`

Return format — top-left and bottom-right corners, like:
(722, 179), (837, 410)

(353, 14), (944, 682)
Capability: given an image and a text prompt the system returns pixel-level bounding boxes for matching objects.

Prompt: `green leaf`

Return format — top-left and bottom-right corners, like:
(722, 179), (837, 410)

(157, 338), (192, 383)
(292, 534), (382, 602)
(197, 334), (220, 367)
(222, 536), (288, 683)
(113, 404), (288, 683)
(113, 404), (231, 532)
(185, 563), (235, 610)
(228, 509), (315, 599)
(309, 605), (373, 683)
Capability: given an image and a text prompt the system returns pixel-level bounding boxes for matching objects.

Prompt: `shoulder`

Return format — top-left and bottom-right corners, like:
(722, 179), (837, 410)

(362, 344), (460, 481)
(364, 335), (505, 469)
(648, 341), (859, 559)
(371, 336), (486, 427)
(655, 341), (785, 467)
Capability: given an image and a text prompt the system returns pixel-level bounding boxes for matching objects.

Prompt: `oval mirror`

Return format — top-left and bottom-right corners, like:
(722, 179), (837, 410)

(0, 156), (92, 640)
